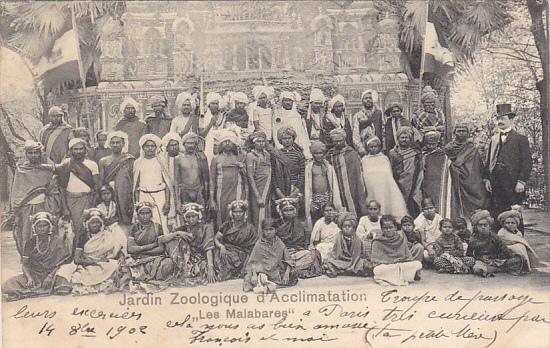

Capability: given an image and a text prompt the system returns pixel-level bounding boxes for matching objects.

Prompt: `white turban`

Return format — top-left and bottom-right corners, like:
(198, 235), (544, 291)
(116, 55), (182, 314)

(181, 131), (199, 144)
(216, 129), (240, 146)
(361, 89), (379, 103)
(328, 95), (346, 111)
(175, 92), (196, 111)
(232, 92), (249, 104)
(24, 140), (43, 151)
(280, 91), (296, 102)
(310, 88), (326, 103)
(206, 92), (222, 106)
(105, 130), (129, 153)
(252, 86), (274, 101)
(48, 106), (64, 116)
(68, 137), (86, 149)
(162, 132), (181, 149)
(138, 134), (162, 154)
(119, 97), (139, 114)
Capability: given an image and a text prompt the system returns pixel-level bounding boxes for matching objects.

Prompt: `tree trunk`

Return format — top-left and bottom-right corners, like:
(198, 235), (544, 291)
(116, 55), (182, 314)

(526, 0), (549, 206)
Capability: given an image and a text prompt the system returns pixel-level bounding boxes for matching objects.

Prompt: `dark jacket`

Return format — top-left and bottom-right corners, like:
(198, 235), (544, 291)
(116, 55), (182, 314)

(484, 130), (532, 184)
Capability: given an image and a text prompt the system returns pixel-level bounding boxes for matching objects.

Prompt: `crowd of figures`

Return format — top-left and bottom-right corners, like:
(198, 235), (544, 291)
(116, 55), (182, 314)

(3, 85), (543, 300)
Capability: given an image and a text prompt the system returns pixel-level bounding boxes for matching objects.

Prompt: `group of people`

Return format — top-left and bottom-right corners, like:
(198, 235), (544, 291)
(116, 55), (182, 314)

(3, 85), (539, 300)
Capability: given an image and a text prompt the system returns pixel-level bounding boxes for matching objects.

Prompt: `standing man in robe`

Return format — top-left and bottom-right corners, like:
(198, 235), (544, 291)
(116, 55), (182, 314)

(42, 138), (99, 245)
(115, 97), (146, 159)
(160, 132), (183, 230)
(10, 141), (63, 257)
(171, 92), (199, 139)
(201, 92), (225, 163)
(445, 122), (489, 220)
(326, 128), (368, 217)
(484, 103), (532, 220)
(383, 103), (414, 152)
(421, 128), (450, 217)
(273, 91), (311, 158)
(411, 86), (446, 136)
(306, 88), (326, 141)
(322, 95), (352, 149)
(174, 132), (210, 208)
(39, 106), (72, 164)
(98, 131), (134, 225)
(353, 89), (383, 157)
(145, 95), (172, 138)
(252, 86), (275, 143)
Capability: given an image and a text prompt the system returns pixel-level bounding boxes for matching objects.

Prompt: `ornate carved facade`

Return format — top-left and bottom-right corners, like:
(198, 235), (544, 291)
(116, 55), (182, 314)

(55, 1), (419, 130)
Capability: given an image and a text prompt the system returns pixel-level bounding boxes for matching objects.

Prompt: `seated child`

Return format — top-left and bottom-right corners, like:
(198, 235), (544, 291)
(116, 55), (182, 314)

(452, 217), (471, 251)
(400, 216), (424, 262)
(309, 204), (341, 262)
(414, 198), (443, 263)
(243, 218), (297, 293)
(371, 215), (422, 286)
(96, 184), (118, 227)
(432, 218), (475, 274)
(324, 212), (373, 278)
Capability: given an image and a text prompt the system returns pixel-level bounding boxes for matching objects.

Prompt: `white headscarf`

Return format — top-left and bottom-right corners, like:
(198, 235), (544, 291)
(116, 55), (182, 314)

(161, 132), (181, 149)
(310, 88), (326, 103)
(105, 130), (129, 153)
(361, 89), (379, 103)
(138, 134), (162, 158)
(206, 92), (222, 106)
(253, 86), (274, 101)
(175, 92), (196, 111)
(280, 91), (296, 102)
(119, 97), (140, 114)
(68, 137), (86, 149)
(232, 92), (248, 104)
(328, 94), (346, 111)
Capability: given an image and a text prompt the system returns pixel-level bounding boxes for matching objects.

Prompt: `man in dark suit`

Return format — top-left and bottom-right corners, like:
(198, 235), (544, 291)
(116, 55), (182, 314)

(484, 103), (532, 220)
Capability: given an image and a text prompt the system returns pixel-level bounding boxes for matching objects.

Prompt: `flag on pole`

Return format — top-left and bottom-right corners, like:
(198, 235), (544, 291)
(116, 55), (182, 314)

(423, 22), (455, 76)
(34, 29), (80, 91)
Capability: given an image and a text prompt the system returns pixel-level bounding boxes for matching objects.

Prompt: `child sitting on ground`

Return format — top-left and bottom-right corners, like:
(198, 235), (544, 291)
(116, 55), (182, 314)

(433, 218), (475, 274)
(400, 216), (424, 262)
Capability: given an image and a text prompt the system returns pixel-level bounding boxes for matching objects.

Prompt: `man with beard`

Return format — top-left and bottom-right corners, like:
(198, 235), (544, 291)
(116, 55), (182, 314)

(444, 123), (489, 221)
(352, 89), (383, 156)
(383, 103), (414, 152)
(326, 128), (368, 217)
(171, 92), (199, 139)
(10, 141), (63, 257)
(42, 138), (99, 247)
(145, 95), (172, 138)
(98, 131), (134, 225)
(484, 103), (532, 220)
(306, 88), (326, 141)
(115, 97), (147, 158)
(273, 91), (311, 158)
(39, 106), (72, 164)
(411, 86), (445, 136)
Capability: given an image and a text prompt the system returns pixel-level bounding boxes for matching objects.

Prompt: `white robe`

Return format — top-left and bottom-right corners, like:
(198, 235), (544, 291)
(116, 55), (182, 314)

(309, 218), (340, 261)
(361, 153), (408, 219)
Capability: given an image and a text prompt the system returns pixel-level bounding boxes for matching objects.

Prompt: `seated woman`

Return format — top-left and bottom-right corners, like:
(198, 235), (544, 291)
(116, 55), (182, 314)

(243, 219), (297, 293)
(96, 184), (119, 227)
(467, 210), (523, 277)
(172, 203), (218, 286)
(215, 200), (258, 280)
(60, 208), (126, 295)
(309, 204), (340, 261)
(324, 212), (373, 278)
(496, 210), (540, 274)
(432, 218), (475, 274)
(3, 212), (72, 301)
(371, 215), (422, 286)
(400, 216), (424, 262)
(275, 197), (323, 279)
(125, 202), (177, 287)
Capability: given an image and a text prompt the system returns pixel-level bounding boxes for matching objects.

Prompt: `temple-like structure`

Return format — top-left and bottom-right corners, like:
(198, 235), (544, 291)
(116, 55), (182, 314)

(54, 1), (419, 130)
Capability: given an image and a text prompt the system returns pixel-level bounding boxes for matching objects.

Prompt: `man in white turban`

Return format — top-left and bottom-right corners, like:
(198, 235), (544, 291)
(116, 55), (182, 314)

(98, 130), (134, 224)
(115, 97), (146, 158)
(171, 91), (199, 139)
(201, 92), (225, 163)
(352, 89), (383, 156)
(38, 105), (72, 163)
(133, 134), (172, 233)
(273, 90), (311, 158)
(252, 86), (275, 141)
(307, 88), (326, 140)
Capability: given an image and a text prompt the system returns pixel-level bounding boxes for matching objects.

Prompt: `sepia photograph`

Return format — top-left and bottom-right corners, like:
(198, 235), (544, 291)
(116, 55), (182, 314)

(0, 1), (549, 347)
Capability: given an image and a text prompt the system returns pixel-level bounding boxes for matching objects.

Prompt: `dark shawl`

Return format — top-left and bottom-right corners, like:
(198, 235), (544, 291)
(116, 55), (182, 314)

(23, 233), (72, 282)
(58, 159), (96, 190)
(371, 230), (413, 265)
(276, 217), (308, 250)
(331, 232), (365, 273)
(225, 108), (249, 128)
(444, 140), (489, 219)
(219, 220), (258, 250)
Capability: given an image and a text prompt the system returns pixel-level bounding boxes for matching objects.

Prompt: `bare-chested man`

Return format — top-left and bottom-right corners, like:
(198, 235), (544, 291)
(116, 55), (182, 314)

(174, 132), (209, 209)
(304, 141), (342, 230)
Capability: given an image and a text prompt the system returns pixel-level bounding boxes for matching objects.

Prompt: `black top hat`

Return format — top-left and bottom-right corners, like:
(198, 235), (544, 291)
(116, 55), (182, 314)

(495, 103), (516, 118)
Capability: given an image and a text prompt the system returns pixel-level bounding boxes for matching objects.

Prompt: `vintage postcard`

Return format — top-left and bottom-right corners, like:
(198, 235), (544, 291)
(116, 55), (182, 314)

(1, 1), (549, 347)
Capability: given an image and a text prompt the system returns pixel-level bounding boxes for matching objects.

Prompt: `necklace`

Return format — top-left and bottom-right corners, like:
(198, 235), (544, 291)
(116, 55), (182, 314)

(35, 235), (52, 255)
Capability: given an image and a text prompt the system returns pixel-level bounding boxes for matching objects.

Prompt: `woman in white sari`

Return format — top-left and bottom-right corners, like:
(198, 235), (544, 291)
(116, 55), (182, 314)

(361, 136), (408, 219)
(497, 210), (541, 273)
(59, 209), (126, 295)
